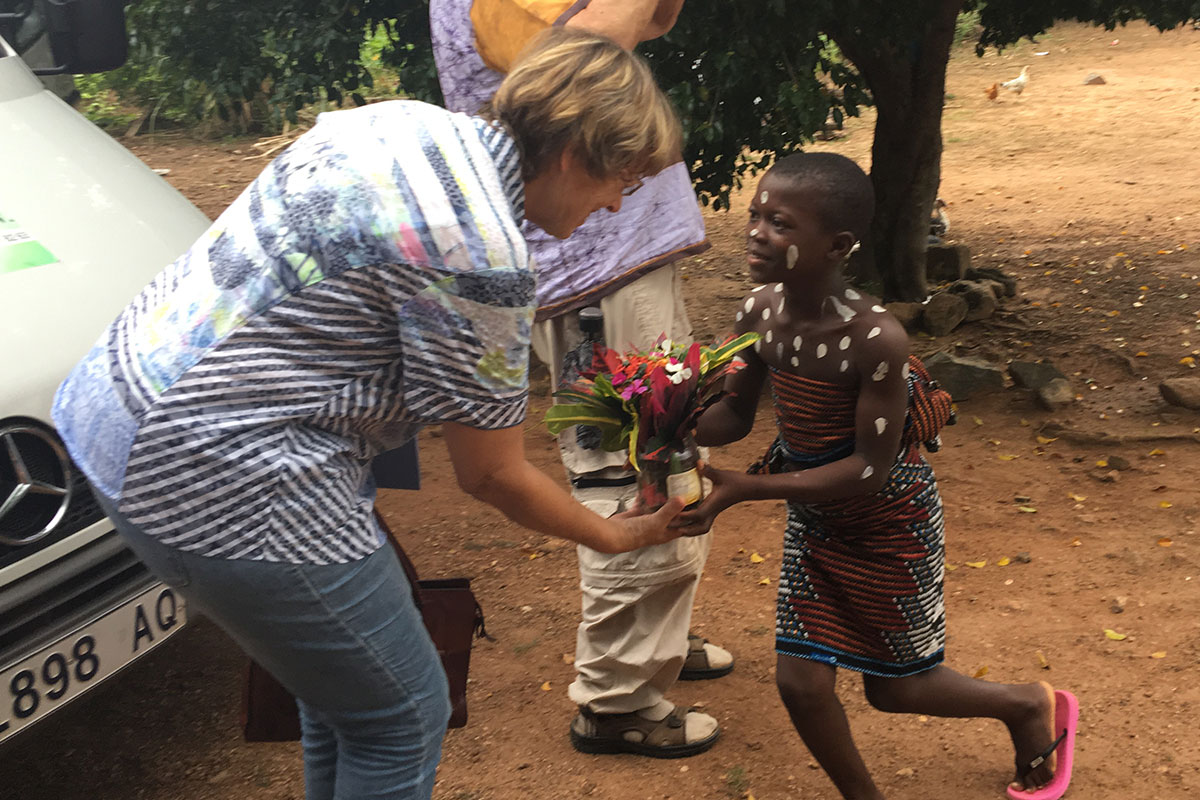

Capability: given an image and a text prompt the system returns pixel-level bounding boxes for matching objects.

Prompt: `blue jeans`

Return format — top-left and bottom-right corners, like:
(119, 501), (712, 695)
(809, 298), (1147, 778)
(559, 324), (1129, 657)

(97, 497), (451, 799)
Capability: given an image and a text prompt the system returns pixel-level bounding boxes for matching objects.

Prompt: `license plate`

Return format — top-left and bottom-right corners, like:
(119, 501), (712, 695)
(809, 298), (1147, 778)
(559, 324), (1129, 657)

(0, 584), (187, 742)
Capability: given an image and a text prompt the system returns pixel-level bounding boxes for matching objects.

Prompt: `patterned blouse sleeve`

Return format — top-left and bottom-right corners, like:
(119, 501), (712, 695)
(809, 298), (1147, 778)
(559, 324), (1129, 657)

(398, 265), (535, 430)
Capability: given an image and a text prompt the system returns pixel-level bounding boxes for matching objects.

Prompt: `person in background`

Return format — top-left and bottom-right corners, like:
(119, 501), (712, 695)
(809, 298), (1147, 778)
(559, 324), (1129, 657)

(431, 0), (731, 758)
(51, 30), (687, 800)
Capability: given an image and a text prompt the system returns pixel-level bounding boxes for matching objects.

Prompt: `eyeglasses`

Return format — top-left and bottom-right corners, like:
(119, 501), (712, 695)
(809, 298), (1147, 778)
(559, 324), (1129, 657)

(621, 179), (644, 198)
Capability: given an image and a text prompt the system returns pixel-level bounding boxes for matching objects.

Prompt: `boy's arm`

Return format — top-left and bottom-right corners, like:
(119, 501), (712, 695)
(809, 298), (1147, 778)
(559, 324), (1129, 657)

(694, 300), (767, 446)
(675, 316), (911, 534)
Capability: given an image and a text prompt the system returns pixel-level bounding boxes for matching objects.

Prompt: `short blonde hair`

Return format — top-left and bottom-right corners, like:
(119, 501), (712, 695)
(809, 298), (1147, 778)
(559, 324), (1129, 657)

(483, 27), (682, 181)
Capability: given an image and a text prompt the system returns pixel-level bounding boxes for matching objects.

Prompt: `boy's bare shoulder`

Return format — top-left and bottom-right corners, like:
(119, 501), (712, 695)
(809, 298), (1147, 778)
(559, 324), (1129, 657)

(846, 293), (909, 355)
(734, 283), (780, 330)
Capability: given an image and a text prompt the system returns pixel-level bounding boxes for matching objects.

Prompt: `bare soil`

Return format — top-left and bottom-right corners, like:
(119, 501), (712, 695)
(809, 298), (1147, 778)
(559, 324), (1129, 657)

(6, 20), (1199, 800)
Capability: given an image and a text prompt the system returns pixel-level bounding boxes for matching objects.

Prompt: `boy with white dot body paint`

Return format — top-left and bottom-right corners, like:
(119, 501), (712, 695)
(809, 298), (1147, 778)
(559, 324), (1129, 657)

(679, 153), (1075, 800)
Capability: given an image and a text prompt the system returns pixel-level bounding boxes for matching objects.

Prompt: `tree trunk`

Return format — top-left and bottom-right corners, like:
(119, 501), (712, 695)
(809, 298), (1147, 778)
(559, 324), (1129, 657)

(829, 0), (964, 301)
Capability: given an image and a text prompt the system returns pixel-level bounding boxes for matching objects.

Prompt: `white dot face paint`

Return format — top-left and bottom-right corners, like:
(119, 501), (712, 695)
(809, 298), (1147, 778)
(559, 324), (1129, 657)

(762, 308), (771, 321)
(867, 326), (881, 339)
(765, 330), (774, 343)
(736, 311), (744, 321)
(861, 465), (875, 480)
(902, 362), (911, 380)
(839, 336), (851, 351)
(829, 296), (856, 322)
(840, 360), (849, 372)
(778, 300), (786, 314)
(845, 288), (861, 301)
(777, 343), (785, 359)
(744, 298), (754, 313)
(816, 343), (828, 359)
(754, 340), (762, 353)
(774, 283), (784, 293)
(793, 335), (803, 350)
(760, 191), (769, 203)
(791, 356), (800, 367)
(752, 285), (766, 293)
(750, 228), (759, 237)
(871, 305), (886, 313)
(875, 417), (887, 435)
(786, 245), (799, 270)
(872, 361), (889, 382)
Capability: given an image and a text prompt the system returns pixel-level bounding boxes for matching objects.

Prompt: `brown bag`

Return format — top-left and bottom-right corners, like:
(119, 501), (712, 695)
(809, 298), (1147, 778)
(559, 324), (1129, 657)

(241, 513), (485, 741)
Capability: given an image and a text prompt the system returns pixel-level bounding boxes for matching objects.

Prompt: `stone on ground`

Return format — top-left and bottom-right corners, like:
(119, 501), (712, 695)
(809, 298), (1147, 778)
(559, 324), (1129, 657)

(886, 301), (925, 332)
(922, 292), (969, 337)
(926, 243), (971, 283)
(947, 280), (999, 322)
(1035, 377), (1075, 410)
(1009, 360), (1068, 391)
(924, 351), (1005, 401)
(1159, 377), (1200, 410)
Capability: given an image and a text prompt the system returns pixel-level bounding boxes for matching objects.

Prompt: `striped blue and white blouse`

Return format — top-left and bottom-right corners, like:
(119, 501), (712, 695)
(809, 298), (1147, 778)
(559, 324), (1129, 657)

(53, 100), (532, 564)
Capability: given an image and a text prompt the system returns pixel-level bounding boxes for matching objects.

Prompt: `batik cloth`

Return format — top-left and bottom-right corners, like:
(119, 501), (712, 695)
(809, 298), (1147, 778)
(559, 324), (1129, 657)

(429, 0), (709, 320)
(767, 367), (946, 677)
(53, 100), (532, 565)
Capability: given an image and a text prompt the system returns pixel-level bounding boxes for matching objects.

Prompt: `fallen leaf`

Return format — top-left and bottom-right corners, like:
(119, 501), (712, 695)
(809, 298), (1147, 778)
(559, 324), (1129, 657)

(998, 556), (1012, 566)
(972, 665), (989, 678)
(1135, 351), (1149, 357)
(965, 560), (987, 568)
(750, 552), (765, 563)
(1036, 435), (1058, 444)
(1158, 537), (1173, 547)
(1150, 651), (1167, 659)
(1069, 493), (1087, 502)
(896, 767), (915, 778)
(541, 681), (552, 691)
(1036, 650), (1050, 670)
(758, 577), (771, 585)
(1182, 357), (1196, 366)
(1104, 629), (1128, 641)
(1018, 507), (1038, 513)
(972, 416), (984, 426)
(1148, 448), (1165, 456)
(1096, 459), (1109, 467)
(1159, 501), (1173, 509)
(998, 454), (1019, 461)
(562, 653), (575, 665)
(988, 439), (1002, 446)
(1020, 419), (1031, 427)
(944, 562), (958, 572)
(528, 552), (541, 560)
(1158, 249), (1172, 255)
(1069, 537), (1082, 547)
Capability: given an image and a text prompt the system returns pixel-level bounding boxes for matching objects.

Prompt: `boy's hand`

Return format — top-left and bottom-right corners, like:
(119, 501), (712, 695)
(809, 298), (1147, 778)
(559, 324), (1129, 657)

(672, 464), (744, 536)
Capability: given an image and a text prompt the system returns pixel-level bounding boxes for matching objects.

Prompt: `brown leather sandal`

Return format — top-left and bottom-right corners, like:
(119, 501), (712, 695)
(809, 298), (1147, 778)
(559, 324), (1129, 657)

(678, 633), (734, 681)
(569, 706), (720, 758)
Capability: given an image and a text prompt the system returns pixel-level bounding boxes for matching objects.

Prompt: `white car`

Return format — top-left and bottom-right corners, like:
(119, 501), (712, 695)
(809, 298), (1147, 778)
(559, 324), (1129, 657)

(0, 0), (208, 743)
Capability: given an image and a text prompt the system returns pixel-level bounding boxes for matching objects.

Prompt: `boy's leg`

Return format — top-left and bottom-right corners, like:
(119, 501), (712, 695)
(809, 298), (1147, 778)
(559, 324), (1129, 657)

(861, 666), (1056, 792)
(776, 655), (884, 800)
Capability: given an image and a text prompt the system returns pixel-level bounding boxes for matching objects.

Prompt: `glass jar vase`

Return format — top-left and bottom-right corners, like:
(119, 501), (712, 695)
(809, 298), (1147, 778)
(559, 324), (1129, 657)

(635, 434), (704, 512)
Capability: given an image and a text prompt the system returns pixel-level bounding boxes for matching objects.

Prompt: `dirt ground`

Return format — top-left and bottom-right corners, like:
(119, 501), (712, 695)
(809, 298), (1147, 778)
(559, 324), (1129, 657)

(6, 19), (1199, 800)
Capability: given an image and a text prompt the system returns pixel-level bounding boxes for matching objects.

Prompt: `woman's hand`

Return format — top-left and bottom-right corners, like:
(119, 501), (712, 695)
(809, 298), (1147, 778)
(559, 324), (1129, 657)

(672, 464), (746, 537)
(600, 497), (687, 552)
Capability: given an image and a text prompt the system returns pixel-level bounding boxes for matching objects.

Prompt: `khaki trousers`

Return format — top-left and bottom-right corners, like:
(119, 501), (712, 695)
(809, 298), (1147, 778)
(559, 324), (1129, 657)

(531, 265), (712, 714)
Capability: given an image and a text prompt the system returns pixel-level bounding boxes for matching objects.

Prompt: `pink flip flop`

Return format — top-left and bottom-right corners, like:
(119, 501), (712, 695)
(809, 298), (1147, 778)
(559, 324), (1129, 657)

(1006, 690), (1079, 800)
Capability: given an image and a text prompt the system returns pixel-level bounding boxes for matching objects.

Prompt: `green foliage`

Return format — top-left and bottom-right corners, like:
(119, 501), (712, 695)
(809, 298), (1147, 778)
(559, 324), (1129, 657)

(73, 73), (140, 130)
(976, 0), (1199, 53)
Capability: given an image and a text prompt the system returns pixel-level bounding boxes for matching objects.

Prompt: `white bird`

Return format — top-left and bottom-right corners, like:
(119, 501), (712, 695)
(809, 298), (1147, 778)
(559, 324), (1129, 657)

(1000, 65), (1030, 95)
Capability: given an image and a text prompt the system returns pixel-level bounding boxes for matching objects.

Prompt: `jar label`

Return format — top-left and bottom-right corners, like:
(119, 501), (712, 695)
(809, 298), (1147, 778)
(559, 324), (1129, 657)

(667, 468), (702, 506)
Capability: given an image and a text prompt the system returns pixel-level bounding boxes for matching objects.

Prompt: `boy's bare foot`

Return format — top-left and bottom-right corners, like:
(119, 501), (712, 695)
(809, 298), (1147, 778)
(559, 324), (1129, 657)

(1007, 680), (1057, 792)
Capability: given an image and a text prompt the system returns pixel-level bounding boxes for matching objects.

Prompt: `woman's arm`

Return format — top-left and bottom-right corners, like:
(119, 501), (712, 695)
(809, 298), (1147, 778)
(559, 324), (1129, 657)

(566, 0), (685, 48)
(442, 421), (683, 553)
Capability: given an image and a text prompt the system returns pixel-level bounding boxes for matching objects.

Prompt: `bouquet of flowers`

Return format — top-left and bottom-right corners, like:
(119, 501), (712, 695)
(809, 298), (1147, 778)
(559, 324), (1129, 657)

(544, 332), (760, 510)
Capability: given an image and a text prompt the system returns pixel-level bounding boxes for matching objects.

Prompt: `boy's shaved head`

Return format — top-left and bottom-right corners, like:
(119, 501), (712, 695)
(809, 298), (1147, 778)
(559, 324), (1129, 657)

(767, 152), (875, 242)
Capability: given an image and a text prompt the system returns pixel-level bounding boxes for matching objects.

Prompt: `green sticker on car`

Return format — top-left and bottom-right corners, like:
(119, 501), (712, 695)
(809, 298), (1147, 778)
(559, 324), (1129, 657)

(1, 211), (58, 274)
